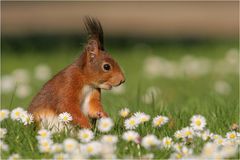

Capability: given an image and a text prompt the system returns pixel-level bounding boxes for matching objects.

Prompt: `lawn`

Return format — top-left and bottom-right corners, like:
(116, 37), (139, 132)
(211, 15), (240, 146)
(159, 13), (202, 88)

(1, 38), (239, 159)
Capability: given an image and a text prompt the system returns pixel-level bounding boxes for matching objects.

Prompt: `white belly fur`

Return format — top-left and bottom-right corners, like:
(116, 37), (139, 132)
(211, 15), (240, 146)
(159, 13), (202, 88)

(81, 85), (94, 116)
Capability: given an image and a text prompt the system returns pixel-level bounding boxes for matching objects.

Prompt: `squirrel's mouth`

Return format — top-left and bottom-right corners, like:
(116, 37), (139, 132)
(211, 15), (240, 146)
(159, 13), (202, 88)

(98, 83), (112, 90)
(98, 80), (123, 90)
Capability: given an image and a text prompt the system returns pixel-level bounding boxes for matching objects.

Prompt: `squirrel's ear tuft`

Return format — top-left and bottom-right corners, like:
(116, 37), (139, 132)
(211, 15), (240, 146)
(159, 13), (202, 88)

(84, 16), (104, 51)
(86, 39), (99, 56)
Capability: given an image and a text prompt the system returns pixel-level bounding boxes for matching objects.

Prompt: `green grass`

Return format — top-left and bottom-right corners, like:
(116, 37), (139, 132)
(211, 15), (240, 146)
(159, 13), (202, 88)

(1, 39), (239, 159)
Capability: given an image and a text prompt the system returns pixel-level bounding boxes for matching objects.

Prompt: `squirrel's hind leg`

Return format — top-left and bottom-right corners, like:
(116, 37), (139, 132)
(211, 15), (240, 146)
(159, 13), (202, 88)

(32, 107), (73, 133)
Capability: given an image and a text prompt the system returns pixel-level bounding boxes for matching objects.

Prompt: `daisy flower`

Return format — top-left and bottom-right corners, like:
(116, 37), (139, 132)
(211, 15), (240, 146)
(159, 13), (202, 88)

(134, 112), (150, 123)
(190, 115), (206, 130)
(226, 131), (239, 140)
(119, 108), (130, 118)
(53, 152), (70, 160)
(174, 130), (184, 139)
(201, 142), (218, 157)
(181, 146), (193, 156)
(1, 75), (16, 94)
(214, 137), (225, 145)
(181, 127), (194, 139)
(210, 134), (221, 140)
(10, 107), (24, 121)
(38, 138), (53, 153)
(37, 129), (52, 140)
(152, 115), (169, 127)
(0, 140), (8, 151)
(34, 64), (51, 81)
(51, 143), (63, 153)
(124, 117), (140, 130)
(101, 135), (118, 144)
(201, 130), (211, 141)
(101, 143), (117, 159)
(12, 68), (30, 84)
(78, 129), (94, 143)
(7, 153), (21, 160)
(141, 134), (161, 149)
(214, 80), (231, 95)
(218, 143), (238, 158)
(162, 137), (173, 149)
(20, 112), (34, 125)
(173, 143), (182, 153)
(81, 141), (101, 157)
(0, 109), (10, 121)
(58, 112), (72, 123)
(97, 117), (114, 132)
(70, 151), (85, 160)
(122, 131), (140, 142)
(15, 84), (31, 99)
(169, 152), (183, 159)
(63, 138), (78, 153)
(0, 128), (7, 139)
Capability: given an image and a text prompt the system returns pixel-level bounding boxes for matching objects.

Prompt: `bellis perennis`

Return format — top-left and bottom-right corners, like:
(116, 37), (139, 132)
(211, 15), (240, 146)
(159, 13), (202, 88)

(190, 115), (206, 131)
(58, 112), (73, 123)
(97, 117), (114, 132)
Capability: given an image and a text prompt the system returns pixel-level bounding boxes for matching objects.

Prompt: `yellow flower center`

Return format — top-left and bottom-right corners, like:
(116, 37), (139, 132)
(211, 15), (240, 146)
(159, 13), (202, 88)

(156, 118), (163, 125)
(63, 116), (68, 121)
(56, 155), (64, 160)
(106, 137), (113, 142)
(102, 122), (109, 128)
(176, 153), (182, 159)
(141, 117), (147, 122)
(66, 144), (73, 149)
(15, 112), (20, 116)
(26, 117), (30, 123)
(0, 112), (5, 117)
(147, 139), (153, 145)
(195, 119), (202, 126)
(46, 146), (51, 152)
(129, 120), (135, 126)
(87, 146), (93, 153)
(41, 132), (47, 137)
(213, 135), (219, 139)
(229, 134), (236, 139)
(42, 142), (49, 147)
(166, 140), (171, 145)
(121, 111), (128, 117)
(185, 131), (192, 136)
(128, 135), (134, 141)
(218, 139), (223, 144)
(82, 133), (89, 139)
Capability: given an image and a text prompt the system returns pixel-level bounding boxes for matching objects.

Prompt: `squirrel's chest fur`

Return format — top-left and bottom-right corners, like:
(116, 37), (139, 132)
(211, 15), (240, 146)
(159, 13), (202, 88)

(80, 85), (94, 116)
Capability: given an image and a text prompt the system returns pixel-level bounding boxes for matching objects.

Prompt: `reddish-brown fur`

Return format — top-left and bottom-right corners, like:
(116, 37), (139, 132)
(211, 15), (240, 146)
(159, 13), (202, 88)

(28, 17), (125, 128)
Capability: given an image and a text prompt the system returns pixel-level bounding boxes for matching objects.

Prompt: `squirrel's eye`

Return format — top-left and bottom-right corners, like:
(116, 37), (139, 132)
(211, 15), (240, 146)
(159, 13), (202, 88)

(103, 63), (111, 71)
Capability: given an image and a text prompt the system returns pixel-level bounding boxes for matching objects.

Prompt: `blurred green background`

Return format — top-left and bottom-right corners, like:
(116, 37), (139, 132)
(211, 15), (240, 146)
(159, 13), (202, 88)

(1, 1), (239, 122)
(1, 1), (239, 159)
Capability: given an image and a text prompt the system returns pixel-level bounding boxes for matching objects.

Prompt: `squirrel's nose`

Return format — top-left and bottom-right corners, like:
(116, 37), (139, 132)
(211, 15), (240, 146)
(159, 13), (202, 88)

(119, 75), (125, 85)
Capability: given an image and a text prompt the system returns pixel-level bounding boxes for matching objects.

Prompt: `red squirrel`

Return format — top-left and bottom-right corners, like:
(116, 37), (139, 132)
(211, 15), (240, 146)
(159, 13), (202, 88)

(28, 17), (125, 128)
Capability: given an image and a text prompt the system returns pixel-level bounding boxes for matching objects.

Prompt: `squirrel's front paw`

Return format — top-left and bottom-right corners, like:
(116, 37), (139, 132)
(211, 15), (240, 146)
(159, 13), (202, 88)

(96, 111), (108, 118)
(89, 111), (108, 118)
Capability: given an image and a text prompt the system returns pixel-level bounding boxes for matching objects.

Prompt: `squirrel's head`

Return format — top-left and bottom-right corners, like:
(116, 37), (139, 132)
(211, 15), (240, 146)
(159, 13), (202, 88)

(78, 17), (125, 90)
